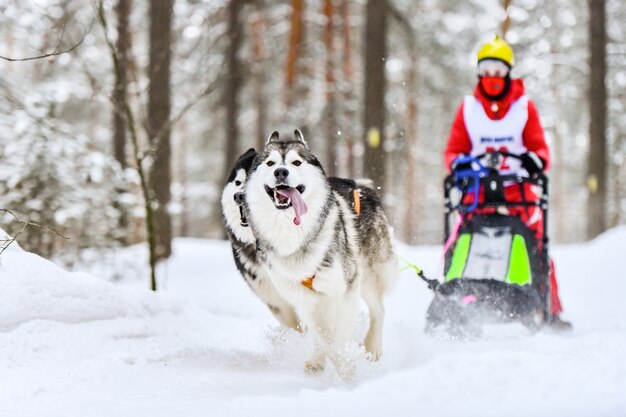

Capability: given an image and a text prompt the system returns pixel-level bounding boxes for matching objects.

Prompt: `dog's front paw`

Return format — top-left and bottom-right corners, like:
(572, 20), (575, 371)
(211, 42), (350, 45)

(304, 360), (325, 374)
(365, 349), (381, 362)
(364, 335), (382, 362)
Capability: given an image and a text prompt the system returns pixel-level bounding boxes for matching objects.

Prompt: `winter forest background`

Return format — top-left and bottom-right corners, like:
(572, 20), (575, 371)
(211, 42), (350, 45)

(0, 0), (624, 272)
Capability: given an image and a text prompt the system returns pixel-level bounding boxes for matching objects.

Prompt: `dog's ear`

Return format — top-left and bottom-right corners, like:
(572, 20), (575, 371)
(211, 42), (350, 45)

(237, 148), (258, 172)
(236, 148), (257, 163)
(294, 129), (308, 147)
(242, 148), (257, 157)
(267, 131), (280, 144)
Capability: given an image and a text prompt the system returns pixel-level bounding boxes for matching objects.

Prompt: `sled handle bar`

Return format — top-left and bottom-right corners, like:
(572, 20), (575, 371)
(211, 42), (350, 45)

(450, 151), (527, 213)
(444, 173), (548, 210)
(471, 151), (523, 170)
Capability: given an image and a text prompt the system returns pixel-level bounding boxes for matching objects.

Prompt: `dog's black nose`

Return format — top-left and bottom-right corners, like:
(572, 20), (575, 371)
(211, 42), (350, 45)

(233, 192), (245, 205)
(274, 167), (289, 181)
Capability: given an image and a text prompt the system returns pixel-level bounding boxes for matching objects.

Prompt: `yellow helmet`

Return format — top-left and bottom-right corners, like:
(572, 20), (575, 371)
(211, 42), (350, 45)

(477, 35), (515, 67)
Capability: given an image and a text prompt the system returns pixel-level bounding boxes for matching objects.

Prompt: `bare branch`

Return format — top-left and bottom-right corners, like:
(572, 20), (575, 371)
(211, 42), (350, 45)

(388, 2), (416, 50)
(388, 2), (413, 34)
(149, 62), (225, 151)
(0, 20), (90, 62)
(0, 209), (70, 257)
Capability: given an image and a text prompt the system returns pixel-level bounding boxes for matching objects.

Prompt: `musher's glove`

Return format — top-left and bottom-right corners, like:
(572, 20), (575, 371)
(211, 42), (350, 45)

(519, 151), (544, 176)
(450, 154), (472, 172)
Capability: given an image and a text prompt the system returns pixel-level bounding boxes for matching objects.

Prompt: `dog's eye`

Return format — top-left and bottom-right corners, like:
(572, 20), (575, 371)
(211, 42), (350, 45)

(235, 180), (242, 186)
(292, 160), (302, 167)
(266, 161), (275, 167)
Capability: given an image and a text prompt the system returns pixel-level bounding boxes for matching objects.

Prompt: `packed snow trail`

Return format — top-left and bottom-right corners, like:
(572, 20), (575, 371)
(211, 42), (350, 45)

(1, 228), (625, 417)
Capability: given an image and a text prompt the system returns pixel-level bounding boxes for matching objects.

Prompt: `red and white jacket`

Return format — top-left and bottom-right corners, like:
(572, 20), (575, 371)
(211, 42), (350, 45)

(444, 79), (550, 175)
(444, 80), (564, 315)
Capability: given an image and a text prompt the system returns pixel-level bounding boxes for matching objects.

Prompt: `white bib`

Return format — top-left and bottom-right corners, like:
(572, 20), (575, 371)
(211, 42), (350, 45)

(463, 95), (529, 176)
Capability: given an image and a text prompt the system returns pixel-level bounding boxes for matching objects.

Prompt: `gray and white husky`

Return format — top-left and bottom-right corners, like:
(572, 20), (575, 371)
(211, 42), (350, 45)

(221, 148), (301, 330)
(244, 130), (397, 375)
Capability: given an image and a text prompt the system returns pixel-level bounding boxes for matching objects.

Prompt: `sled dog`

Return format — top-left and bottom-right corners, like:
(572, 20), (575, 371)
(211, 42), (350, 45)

(221, 149), (376, 332)
(221, 148), (301, 330)
(244, 130), (397, 375)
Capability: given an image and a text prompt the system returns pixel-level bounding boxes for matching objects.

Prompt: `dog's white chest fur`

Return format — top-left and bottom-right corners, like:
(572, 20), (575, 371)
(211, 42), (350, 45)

(262, 201), (356, 300)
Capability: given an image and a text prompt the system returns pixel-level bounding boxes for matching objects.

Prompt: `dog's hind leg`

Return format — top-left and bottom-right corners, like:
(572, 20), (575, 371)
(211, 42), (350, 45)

(360, 255), (398, 361)
(361, 282), (385, 361)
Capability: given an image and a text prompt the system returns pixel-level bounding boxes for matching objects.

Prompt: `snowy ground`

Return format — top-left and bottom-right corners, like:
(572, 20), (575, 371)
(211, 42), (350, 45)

(1, 227), (626, 417)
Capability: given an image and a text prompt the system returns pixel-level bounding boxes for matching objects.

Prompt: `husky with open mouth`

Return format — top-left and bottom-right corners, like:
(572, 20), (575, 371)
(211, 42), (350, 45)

(244, 130), (397, 376)
(221, 148), (301, 330)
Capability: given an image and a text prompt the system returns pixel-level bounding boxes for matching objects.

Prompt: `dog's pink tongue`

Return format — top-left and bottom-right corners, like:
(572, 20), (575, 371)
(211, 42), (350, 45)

(276, 187), (308, 225)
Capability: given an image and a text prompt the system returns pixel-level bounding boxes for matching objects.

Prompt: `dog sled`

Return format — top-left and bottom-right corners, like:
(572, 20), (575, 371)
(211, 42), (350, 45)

(422, 151), (553, 335)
